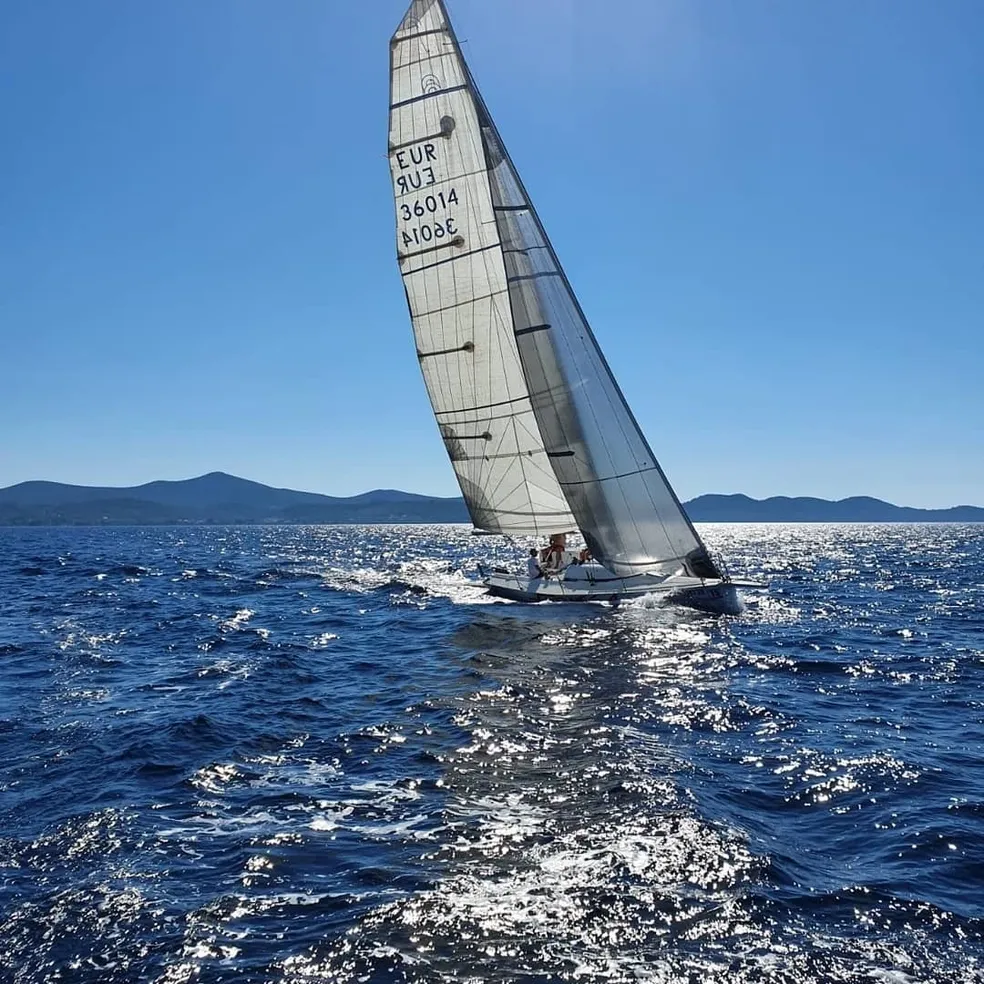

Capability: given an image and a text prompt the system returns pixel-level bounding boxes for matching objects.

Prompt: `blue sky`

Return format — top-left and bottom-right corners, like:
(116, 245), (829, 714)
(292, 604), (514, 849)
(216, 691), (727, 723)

(1, 0), (981, 507)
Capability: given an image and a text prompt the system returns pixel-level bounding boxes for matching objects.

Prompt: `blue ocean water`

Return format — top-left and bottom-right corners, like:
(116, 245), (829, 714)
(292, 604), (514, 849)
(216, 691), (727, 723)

(0, 523), (982, 983)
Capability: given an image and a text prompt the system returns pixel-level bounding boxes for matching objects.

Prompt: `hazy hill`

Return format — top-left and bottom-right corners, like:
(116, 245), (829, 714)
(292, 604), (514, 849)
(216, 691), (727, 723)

(0, 472), (469, 525)
(685, 494), (984, 523)
(0, 473), (980, 525)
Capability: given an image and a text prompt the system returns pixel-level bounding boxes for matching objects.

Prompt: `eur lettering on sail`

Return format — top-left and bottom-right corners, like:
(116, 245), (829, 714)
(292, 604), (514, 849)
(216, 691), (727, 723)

(394, 140), (460, 250)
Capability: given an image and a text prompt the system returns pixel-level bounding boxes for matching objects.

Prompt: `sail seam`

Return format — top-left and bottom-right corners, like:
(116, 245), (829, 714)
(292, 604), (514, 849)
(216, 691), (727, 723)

(435, 395), (527, 415)
(438, 406), (538, 425)
(391, 84), (468, 110)
(389, 130), (451, 152)
(394, 53), (455, 73)
(392, 28), (448, 45)
(560, 465), (660, 488)
(394, 163), (490, 197)
(402, 242), (500, 275)
(407, 288), (505, 318)
(448, 451), (546, 463)
(507, 271), (563, 285)
(502, 244), (549, 255)
(468, 507), (577, 518)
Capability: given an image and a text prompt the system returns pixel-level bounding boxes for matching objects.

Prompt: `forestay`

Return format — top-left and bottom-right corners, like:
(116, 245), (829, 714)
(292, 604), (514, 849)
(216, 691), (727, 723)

(388, 0), (576, 537)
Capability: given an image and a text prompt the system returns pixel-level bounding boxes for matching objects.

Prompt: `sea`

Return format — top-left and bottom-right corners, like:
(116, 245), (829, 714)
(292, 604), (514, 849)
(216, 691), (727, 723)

(1, 523), (982, 984)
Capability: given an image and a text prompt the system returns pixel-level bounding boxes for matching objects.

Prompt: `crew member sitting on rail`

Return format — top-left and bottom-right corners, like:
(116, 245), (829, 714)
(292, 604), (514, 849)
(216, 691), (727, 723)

(526, 549), (542, 580)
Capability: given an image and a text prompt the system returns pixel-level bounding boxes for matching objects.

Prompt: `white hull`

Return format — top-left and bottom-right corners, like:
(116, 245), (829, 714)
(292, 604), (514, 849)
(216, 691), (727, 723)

(483, 564), (757, 615)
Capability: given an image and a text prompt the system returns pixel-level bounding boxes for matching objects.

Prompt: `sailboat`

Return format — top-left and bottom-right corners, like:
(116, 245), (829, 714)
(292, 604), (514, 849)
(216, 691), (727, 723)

(388, 0), (761, 615)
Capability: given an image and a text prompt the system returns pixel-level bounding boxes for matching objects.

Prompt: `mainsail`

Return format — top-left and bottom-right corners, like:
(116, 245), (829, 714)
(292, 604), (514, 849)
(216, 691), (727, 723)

(388, 0), (576, 537)
(389, 0), (720, 579)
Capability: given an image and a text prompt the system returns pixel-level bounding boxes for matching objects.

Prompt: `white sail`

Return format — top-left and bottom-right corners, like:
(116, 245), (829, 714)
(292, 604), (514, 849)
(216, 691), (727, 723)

(389, 0), (719, 580)
(388, 0), (577, 537)
(477, 111), (721, 579)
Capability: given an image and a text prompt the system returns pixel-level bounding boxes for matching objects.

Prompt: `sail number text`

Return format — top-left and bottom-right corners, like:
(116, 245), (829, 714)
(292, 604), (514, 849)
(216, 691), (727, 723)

(394, 142), (438, 195)
(399, 189), (459, 221)
(401, 217), (458, 247)
(394, 141), (461, 249)
(399, 188), (460, 249)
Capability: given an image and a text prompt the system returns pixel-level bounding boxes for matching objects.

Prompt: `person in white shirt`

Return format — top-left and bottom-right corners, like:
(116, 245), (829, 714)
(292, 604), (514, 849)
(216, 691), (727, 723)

(527, 549), (543, 579)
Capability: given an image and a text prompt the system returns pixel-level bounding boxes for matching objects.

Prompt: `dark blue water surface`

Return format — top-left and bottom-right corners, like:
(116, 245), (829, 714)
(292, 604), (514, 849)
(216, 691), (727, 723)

(1, 523), (982, 983)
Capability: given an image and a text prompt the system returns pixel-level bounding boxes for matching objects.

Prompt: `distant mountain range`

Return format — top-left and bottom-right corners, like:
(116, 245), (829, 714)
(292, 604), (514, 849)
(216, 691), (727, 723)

(685, 494), (983, 523)
(0, 473), (980, 525)
(0, 473), (469, 525)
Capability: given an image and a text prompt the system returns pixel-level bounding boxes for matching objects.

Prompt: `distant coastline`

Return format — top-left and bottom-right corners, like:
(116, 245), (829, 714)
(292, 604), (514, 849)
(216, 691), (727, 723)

(0, 473), (981, 526)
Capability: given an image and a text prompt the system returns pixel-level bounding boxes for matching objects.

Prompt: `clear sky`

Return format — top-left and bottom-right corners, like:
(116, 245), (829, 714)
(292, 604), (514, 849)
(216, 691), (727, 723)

(1, 0), (981, 507)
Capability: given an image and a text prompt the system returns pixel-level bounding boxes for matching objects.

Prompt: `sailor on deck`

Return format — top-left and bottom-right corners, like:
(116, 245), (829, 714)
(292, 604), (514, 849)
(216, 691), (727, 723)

(540, 533), (567, 572)
(526, 549), (543, 580)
